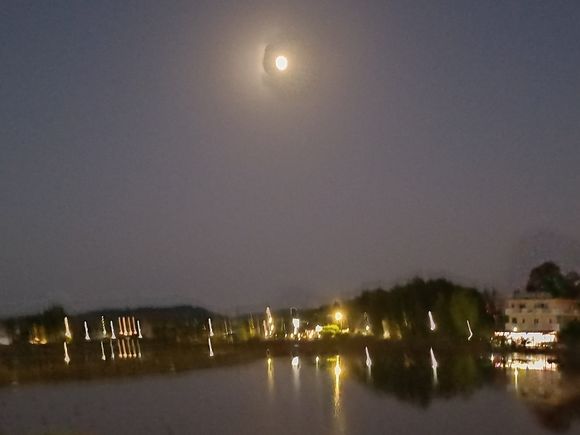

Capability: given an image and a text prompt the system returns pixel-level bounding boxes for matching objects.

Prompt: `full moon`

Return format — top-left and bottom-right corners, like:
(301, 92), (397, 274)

(275, 55), (288, 71)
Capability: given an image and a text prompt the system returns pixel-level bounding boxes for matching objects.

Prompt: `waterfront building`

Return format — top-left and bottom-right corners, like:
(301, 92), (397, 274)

(505, 291), (580, 332)
(496, 291), (580, 347)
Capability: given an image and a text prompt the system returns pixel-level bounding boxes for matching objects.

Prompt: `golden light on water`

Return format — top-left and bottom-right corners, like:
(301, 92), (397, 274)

(334, 355), (342, 377)
(63, 342), (70, 365)
(208, 337), (214, 357)
(334, 355), (341, 418)
(275, 55), (288, 71)
(430, 347), (438, 386)
(267, 357), (274, 393)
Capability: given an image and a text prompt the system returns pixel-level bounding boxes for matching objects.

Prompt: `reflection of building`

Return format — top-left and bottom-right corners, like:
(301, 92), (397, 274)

(497, 353), (558, 372)
(500, 353), (580, 431)
(504, 354), (562, 402)
(505, 291), (580, 332)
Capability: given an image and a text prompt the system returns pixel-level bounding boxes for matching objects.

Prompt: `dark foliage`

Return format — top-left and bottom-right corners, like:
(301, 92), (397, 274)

(526, 261), (580, 298)
(351, 278), (493, 340)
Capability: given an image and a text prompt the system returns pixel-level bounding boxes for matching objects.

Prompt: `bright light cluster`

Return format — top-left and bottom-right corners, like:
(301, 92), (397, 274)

(116, 338), (141, 359)
(496, 353), (557, 371)
(494, 331), (557, 348)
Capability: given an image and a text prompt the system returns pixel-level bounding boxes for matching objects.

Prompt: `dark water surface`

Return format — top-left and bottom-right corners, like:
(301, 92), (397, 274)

(0, 351), (579, 435)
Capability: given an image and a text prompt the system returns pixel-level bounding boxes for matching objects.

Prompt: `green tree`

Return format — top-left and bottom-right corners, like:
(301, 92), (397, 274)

(526, 261), (578, 298)
(559, 320), (580, 346)
(449, 289), (480, 337)
(352, 278), (492, 340)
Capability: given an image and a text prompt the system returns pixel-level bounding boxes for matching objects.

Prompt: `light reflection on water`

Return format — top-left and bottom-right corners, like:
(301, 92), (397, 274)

(333, 356), (342, 420)
(292, 356), (300, 392)
(0, 351), (579, 434)
(267, 357), (274, 394)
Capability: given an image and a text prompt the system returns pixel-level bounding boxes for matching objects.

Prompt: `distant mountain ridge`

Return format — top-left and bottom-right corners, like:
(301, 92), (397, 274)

(78, 305), (216, 324)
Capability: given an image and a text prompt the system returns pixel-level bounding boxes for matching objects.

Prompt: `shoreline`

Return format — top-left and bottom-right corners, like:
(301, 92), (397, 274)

(1, 337), (578, 389)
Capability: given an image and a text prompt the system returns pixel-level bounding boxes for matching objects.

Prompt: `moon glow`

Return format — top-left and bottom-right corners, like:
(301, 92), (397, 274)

(262, 36), (314, 96)
(275, 55), (288, 71)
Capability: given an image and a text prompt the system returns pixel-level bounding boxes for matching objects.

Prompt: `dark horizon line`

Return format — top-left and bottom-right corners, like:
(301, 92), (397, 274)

(0, 274), (500, 321)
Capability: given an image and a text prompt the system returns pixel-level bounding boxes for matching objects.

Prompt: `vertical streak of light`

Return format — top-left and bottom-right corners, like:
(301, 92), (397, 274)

(428, 311), (436, 332)
(64, 317), (72, 341)
(63, 342), (70, 364)
(333, 355), (341, 418)
(365, 347), (372, 369)
(430, 347), (438, 386)
(467, 320), (474, 341)
(267, 357), (274, 394)
(122, 317), (128, 336)
(136, 339), (142, 359)
(292, 357), (300, 392)
(208, 318), (214, 337)
(84, 321), (90, 341)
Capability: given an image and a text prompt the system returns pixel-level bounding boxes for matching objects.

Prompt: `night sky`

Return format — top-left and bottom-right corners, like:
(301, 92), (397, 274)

(2, 1), (580, 315)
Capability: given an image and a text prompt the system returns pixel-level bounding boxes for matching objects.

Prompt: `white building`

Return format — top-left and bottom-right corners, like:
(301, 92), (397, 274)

(505, 291), (580, 332)
(496, 291), (580, 347)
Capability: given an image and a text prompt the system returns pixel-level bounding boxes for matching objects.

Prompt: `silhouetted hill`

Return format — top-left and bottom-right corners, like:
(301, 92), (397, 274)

(80, 305), (216, 324)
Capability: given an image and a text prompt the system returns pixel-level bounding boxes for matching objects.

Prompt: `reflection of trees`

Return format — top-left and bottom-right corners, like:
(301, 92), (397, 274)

(508, 360), (580, 433)
(356, 349), (580, 433)
(352, 349), (494, 408)
(362, 352), (434, 407)
(533, 396), (580, 433)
